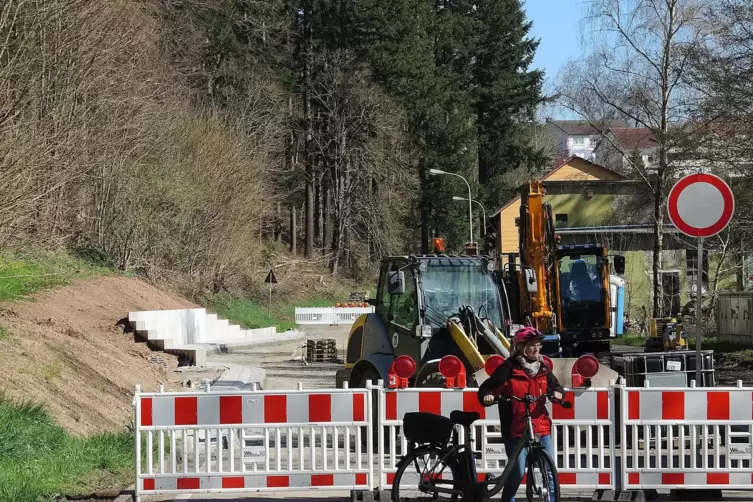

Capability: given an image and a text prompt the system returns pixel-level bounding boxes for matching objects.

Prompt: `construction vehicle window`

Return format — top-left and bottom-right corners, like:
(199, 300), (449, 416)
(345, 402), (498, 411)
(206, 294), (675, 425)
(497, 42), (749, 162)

(421, 258), (503, 328)
(559, 255), (603, 303)
(389, 267), (417, 329)
(558, 254), (607, 328)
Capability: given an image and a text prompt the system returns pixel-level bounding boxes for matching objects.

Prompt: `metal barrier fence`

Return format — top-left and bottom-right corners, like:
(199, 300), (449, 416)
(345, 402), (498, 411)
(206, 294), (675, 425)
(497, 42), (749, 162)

(619, 381), (753, 490)
(134, 379), (753, 500)
(377, 386), (616, 492)
(294, 307), (374, 325)
(134, 383), (373, 501)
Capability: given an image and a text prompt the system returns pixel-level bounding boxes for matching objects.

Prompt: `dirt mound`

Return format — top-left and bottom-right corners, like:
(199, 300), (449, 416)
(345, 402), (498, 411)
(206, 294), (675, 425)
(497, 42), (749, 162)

(0, 276), (198, 436)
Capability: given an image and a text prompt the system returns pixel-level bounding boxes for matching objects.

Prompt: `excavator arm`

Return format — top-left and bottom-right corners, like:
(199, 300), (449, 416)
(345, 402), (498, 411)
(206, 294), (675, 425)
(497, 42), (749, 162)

(518, 181), (558, 333)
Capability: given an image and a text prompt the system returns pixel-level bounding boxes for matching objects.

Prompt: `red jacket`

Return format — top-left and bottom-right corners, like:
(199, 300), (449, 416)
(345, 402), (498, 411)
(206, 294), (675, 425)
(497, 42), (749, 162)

(477, 357), (564, 438)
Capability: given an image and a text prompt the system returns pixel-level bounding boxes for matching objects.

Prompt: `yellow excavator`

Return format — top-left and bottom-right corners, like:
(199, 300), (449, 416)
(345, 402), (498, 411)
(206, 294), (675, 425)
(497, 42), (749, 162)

(496, 181), (626, 359)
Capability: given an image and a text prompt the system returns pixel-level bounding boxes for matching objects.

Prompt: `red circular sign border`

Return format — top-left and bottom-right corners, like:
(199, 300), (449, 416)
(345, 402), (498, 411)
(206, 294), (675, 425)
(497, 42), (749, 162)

(667, 174), (734, 238)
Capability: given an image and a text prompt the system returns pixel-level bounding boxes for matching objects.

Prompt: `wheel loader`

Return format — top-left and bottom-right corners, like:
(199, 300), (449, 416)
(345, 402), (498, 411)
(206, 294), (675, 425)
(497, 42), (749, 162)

(335, 244), (514, 390)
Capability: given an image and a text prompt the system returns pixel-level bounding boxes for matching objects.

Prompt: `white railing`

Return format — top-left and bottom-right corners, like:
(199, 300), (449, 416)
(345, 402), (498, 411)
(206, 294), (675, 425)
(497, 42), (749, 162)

(294, 307), (374, 326)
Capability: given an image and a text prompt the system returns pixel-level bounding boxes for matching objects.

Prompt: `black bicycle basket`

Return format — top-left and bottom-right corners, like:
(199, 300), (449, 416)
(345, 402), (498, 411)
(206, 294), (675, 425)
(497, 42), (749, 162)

(402, 412), (454, 444)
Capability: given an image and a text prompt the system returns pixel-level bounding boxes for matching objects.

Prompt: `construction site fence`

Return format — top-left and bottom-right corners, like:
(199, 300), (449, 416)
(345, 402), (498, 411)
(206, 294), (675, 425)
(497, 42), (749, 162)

(133, 380), (753, 500)
(294, 307), (375, 325)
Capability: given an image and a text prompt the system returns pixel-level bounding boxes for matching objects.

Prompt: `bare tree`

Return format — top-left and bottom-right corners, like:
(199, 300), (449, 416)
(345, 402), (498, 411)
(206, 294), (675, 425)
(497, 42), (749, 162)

(557, 0), (711, 317)
(309, 51), (417, 275)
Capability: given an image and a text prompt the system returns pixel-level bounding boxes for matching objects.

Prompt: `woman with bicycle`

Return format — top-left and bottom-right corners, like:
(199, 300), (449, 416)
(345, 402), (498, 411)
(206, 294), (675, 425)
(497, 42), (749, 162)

(477, 327), (564, 502)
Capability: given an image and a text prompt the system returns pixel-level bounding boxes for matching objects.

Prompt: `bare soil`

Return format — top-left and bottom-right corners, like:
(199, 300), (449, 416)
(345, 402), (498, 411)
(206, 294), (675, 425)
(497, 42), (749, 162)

(714, 353), (753, 386)
(0, 276), (201, 436)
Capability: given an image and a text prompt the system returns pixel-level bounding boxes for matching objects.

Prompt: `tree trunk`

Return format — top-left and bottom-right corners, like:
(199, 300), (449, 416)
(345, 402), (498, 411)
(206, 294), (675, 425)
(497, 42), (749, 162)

(324, 184), (333, 253)
(303, 0), (314, 258)
(290, 206), (297, 254)
(316, 173), (324, 249)
(652, 150), (666, 317)
(651, 210), (664, 317)
(276, 202), (282, 242)
(420, 159), (429, 254)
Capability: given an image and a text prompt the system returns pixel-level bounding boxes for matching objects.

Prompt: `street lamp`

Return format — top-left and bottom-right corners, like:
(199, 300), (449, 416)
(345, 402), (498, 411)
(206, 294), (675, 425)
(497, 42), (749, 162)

(453, 196), (486, 237)
(428, 169), (474, 244)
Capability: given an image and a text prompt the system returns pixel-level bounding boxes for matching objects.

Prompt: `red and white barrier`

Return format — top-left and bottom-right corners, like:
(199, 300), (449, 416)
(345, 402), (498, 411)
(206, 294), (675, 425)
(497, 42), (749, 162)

(134, 383), (373, 502)
(620, 381), (753, 491)
(133, 379), (753, 500)
(377, 386), (616, 492)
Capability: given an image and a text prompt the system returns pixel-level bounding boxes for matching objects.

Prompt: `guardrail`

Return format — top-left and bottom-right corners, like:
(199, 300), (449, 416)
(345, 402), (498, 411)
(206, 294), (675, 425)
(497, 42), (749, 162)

(294, 307), (374, 326)
(133, 379), (753, 501)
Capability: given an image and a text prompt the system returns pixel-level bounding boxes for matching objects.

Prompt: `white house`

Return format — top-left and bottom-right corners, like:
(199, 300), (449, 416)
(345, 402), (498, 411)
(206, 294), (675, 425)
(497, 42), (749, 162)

(545, 119), (627, 162)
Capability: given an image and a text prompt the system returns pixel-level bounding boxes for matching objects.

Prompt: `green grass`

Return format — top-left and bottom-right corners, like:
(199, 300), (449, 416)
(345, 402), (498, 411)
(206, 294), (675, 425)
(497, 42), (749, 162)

(613, 333), (646, 347)
(207, 292), (339, 331)
(0, 249), (115, 302)
(0, 326), (8, 341)
(0, 395), (134, 502)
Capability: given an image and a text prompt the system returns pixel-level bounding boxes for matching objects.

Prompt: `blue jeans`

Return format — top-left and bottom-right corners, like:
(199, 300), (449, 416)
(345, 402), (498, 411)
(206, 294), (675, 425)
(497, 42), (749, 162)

(501, 434), (556, 502)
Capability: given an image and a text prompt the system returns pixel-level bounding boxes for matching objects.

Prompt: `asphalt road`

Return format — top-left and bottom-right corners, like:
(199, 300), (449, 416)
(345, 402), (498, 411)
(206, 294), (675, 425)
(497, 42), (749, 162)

(139, 489), (753, 502)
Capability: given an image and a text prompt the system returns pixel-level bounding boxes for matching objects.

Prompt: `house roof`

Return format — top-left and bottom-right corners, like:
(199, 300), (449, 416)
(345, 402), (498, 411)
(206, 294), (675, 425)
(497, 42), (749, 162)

(607, 127), (658, 149)
(546, 119), (627, 136)
(490, 155), (625, 218)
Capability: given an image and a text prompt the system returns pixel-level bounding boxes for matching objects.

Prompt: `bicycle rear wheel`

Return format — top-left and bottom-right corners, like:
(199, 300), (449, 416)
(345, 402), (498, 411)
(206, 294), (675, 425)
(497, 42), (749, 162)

(525, 448), (560, 502)
(391, 445), (461, 502)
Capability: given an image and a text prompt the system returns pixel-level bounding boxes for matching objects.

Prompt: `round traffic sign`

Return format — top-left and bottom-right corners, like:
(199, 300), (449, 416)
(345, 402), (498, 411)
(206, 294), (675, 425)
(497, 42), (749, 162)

(667, 173), (734, 238)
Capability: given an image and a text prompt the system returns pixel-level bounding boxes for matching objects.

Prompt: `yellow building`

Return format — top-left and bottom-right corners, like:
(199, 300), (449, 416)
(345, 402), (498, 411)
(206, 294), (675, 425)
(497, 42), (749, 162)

(492, 155), (625, 255)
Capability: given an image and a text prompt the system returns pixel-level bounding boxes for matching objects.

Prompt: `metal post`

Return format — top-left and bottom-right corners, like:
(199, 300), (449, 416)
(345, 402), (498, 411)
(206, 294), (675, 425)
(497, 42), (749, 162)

(467, 181), (473, 246)
(268, 280), (272, 318)
(696, 237), (703, 386)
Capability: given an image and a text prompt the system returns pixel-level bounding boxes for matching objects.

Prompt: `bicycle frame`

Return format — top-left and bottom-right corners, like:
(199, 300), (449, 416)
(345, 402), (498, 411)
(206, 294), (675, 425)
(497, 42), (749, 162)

(412, 397), (546, 497)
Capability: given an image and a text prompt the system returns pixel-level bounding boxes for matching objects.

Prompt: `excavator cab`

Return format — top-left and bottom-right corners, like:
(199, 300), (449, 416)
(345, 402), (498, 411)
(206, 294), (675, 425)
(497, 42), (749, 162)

(555, 245), (619, 348)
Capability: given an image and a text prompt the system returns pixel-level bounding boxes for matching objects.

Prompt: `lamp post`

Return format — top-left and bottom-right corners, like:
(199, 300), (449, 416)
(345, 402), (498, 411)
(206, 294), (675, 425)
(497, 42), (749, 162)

(453, 196), (487, 237)
(429, 169), (473, 245)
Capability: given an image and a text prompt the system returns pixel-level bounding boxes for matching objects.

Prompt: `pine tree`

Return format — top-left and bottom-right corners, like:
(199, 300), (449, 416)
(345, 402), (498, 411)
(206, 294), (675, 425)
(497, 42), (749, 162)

(474, 0), (545, 205)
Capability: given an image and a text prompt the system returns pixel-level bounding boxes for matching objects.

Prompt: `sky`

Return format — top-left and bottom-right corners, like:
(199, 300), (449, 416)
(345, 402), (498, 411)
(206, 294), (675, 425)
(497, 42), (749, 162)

(523, 0), (591, 119)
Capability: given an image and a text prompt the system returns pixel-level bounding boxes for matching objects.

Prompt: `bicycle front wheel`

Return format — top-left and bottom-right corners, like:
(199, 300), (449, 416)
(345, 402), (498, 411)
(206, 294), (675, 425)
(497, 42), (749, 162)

(391, 445), (461, 502)
(526, 448), (560, 502)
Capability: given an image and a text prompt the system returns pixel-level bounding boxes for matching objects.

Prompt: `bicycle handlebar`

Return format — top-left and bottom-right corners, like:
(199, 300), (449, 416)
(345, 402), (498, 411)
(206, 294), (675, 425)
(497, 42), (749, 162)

(488, 392), (573, 409)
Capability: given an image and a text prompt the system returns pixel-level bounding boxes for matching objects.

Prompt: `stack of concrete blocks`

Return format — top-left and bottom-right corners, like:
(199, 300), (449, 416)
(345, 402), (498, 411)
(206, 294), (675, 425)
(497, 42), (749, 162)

(128, 308), (302, 366)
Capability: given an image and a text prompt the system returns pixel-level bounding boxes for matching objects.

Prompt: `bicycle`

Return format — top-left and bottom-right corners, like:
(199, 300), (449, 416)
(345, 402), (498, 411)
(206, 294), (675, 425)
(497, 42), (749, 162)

(390, 392), (572, 502)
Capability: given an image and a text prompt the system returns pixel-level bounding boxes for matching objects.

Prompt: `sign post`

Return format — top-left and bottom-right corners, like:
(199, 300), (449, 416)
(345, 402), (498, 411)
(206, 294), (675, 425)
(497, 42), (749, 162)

(265, 269), (278, 317)
(667, 173), (734, 386)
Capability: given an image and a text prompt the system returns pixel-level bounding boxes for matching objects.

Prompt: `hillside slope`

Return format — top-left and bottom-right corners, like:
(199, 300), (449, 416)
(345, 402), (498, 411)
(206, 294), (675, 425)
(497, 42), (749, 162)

(0, 276), (197, 436)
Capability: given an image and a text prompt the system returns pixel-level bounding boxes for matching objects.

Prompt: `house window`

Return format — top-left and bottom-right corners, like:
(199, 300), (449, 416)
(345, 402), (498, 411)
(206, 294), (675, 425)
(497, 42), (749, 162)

(555, 213), (568, 223)
(572, 136), (585, 146)
(685, 249), (709, 294)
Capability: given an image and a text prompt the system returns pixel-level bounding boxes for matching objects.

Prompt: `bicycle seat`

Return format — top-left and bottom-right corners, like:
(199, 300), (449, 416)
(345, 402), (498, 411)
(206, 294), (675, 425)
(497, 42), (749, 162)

(450, 411), (480, 428)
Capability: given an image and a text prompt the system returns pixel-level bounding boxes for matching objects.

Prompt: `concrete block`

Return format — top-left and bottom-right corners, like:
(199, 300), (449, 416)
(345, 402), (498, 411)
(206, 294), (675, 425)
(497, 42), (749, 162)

(128, 308), (290, 367)
(212, 365), (266, 390)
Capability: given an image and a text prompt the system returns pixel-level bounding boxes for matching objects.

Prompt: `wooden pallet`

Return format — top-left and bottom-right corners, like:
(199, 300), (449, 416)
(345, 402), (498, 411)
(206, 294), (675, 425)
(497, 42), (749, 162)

(305, 339), (339, 362)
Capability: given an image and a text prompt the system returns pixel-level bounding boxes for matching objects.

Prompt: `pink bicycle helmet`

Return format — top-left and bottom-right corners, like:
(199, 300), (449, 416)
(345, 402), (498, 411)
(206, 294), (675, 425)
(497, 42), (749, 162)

(513, 326), (545, 345)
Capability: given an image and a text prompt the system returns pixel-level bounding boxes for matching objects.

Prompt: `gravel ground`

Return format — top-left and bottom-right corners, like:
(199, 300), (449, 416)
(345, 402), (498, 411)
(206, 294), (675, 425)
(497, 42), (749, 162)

(206, 324), (352, 390)
(206, 326), (753, 390)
